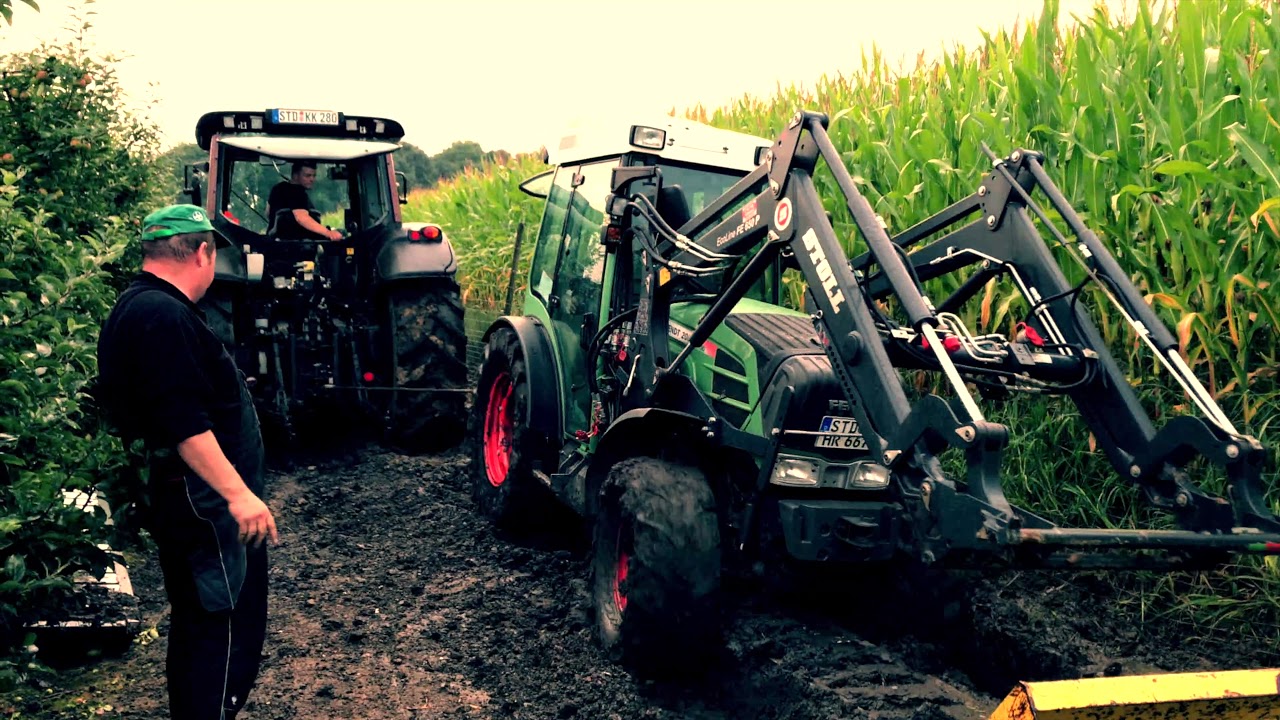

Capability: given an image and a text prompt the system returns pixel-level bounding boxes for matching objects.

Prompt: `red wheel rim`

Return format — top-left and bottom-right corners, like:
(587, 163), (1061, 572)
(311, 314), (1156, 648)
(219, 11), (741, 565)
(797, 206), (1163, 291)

(612, 526), (629, 614)
(483, 372), (514, 487)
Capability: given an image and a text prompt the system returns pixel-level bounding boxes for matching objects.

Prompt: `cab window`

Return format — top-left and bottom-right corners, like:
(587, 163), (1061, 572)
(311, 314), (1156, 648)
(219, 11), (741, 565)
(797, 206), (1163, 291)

(552, 160), (612, 309)
(216, 153), (352, 235)
(528, 165), (575, 303)
(549, 159), (614, 435)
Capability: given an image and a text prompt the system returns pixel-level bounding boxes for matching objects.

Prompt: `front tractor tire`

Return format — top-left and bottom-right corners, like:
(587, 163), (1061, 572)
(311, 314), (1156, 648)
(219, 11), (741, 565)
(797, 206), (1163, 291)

(383, 280), (468, 454)
(591, 457), (722, 677)
(470, 328), (552, 528)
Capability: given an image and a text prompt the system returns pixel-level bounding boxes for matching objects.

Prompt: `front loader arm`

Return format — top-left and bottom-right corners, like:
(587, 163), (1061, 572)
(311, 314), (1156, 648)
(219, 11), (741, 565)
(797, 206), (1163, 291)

(616, 109), (1280, 567)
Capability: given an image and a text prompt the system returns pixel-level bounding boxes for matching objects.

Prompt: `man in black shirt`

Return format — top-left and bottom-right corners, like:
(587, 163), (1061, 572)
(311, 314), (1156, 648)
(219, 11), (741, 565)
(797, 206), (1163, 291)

(265, 161), (342, 240)
(96, 203), (278, 720)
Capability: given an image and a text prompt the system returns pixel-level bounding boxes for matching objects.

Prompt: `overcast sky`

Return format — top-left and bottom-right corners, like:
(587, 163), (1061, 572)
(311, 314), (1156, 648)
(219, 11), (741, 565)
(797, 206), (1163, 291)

(3, 0), (1116, 155)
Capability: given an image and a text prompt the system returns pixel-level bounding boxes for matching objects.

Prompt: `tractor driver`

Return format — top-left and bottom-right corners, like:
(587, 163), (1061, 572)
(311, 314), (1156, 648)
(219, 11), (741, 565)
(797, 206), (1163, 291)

(266, 160), (343, 240)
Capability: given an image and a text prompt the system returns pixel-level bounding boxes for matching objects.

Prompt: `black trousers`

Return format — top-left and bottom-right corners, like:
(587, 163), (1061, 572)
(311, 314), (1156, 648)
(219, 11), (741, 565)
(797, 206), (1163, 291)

(157, 541), (268, 720)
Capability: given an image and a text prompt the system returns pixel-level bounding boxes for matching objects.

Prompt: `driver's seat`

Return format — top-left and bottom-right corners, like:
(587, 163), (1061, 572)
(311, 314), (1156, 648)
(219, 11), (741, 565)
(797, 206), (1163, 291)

(211, 213), (266, 251)
(657, 184), (692, 229)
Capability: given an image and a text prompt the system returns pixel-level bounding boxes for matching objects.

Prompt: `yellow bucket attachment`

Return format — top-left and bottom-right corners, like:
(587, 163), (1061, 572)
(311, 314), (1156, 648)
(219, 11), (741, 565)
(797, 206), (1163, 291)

(989, 668), (1280, 719)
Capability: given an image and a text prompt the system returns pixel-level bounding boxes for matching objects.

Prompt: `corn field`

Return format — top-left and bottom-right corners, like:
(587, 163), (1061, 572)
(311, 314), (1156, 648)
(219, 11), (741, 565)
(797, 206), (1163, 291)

(407, 0), (1280, 641)
(402, 155), (548, 312)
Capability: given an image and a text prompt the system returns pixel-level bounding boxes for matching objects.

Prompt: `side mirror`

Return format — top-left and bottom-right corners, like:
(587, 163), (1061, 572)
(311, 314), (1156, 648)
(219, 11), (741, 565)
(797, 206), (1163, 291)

(610, 165), (658, 193)
(183, 162), (208, 204)
(395, 171), (408, 204)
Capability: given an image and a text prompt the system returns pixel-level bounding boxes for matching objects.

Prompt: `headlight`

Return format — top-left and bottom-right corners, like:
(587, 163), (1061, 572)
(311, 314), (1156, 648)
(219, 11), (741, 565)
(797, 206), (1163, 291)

(847, 461), (891, 489)
(769, 454), (891, 490)
(630, 125), (667, 150)
(771, 456), (820, 487)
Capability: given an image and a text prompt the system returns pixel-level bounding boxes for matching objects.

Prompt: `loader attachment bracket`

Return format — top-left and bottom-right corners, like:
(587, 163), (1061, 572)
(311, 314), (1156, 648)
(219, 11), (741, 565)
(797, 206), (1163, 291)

(976, 149), (1039, 232)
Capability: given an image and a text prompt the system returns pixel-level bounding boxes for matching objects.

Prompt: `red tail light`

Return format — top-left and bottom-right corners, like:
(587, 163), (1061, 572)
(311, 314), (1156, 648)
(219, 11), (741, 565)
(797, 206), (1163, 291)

(408, 226), (443, 242)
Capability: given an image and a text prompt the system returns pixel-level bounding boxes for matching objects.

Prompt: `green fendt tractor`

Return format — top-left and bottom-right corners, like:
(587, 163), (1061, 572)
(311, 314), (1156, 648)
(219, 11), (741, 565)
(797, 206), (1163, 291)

(470, 112), (1280, 713)
(183, 109), (467, 452)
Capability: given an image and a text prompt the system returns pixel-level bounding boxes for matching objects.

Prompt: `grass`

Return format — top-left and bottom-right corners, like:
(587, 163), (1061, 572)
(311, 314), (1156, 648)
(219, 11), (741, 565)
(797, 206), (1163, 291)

(405, 0), (1280, 645)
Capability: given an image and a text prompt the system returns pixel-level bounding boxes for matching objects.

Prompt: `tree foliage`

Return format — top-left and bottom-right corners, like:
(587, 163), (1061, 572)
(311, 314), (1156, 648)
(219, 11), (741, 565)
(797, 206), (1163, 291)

(154, 141), (206, 204)
(0, 0), (38, 26)
(430, 141), (486, 182)
(395, 142), (435, 190)
(0, 35), (164, 687)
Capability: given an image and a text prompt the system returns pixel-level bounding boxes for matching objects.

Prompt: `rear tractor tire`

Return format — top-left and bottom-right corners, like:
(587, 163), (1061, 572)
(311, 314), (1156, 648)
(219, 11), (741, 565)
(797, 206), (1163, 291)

(470, 328), (555, 529)
(591, 456), (723, 677)
(383, 280), (468, 454)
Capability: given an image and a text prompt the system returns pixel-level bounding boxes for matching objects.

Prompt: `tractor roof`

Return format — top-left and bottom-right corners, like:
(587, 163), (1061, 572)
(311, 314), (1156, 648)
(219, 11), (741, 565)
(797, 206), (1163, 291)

(219, 136), (401, 162)
(195, 109), (405, 151)
(551, 115), (771, 172)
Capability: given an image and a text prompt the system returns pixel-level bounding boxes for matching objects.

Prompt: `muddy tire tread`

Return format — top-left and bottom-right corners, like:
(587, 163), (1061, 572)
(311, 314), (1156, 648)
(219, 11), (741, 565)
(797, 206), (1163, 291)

(592, 456), (722, 677)
(385, 281), (468, 453)
(470, 328), (554, 528)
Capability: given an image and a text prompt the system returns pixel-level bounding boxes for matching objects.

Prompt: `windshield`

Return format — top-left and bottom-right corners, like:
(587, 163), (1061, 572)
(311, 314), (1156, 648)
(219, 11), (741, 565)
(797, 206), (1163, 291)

(215, 148), (390, 235)
(651, 160), (744, 220)
(642, 159), (779, 304)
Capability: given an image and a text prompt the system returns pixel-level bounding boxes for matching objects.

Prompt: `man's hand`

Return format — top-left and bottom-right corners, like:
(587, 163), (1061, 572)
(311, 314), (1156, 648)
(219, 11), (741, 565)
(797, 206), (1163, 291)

(177, 431), (280, 547)
(292, 209), (343, 241)
(227, 490), (279, 547)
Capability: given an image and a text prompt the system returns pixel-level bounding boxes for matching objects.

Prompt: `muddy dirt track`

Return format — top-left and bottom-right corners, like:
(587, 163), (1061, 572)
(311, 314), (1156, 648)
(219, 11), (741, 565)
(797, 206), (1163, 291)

(20, 441), (1279, 720)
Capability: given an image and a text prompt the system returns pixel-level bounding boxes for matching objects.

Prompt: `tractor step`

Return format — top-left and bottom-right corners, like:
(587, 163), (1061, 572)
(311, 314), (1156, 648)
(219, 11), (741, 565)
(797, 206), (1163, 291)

(990, 667), (1280, 719)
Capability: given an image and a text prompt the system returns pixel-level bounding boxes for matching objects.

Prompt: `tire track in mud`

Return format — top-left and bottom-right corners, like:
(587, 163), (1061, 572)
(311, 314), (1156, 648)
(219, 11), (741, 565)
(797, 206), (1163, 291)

(30, 443), (1277, 719)
(243, 447), (996, 719)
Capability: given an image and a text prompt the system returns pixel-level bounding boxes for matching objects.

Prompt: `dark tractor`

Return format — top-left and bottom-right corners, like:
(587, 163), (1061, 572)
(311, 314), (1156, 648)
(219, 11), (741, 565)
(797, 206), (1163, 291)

(469, 111), (1280, 697)
(184, 109), (467, 452)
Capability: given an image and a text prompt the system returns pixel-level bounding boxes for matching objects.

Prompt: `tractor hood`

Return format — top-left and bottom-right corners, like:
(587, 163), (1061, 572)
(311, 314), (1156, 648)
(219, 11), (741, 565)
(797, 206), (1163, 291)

(218, 136), (400, 162)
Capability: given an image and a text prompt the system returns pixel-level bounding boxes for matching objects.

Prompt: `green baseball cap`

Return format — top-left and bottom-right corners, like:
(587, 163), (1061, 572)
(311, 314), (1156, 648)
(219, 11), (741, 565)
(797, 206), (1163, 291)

(140, 204), (229, 247)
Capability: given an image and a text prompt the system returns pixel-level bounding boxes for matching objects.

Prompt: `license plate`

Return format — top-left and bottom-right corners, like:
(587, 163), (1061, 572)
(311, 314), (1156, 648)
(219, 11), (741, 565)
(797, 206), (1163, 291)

(273, 108), (339, 126)
(814, 415), (868, 450)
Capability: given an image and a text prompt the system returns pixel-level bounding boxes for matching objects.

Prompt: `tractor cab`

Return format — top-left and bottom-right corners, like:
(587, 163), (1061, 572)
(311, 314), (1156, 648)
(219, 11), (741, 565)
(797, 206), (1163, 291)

(187, 109), (411, 255)
(529, 117), (780, 306)
(513, 116), (777, 447)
